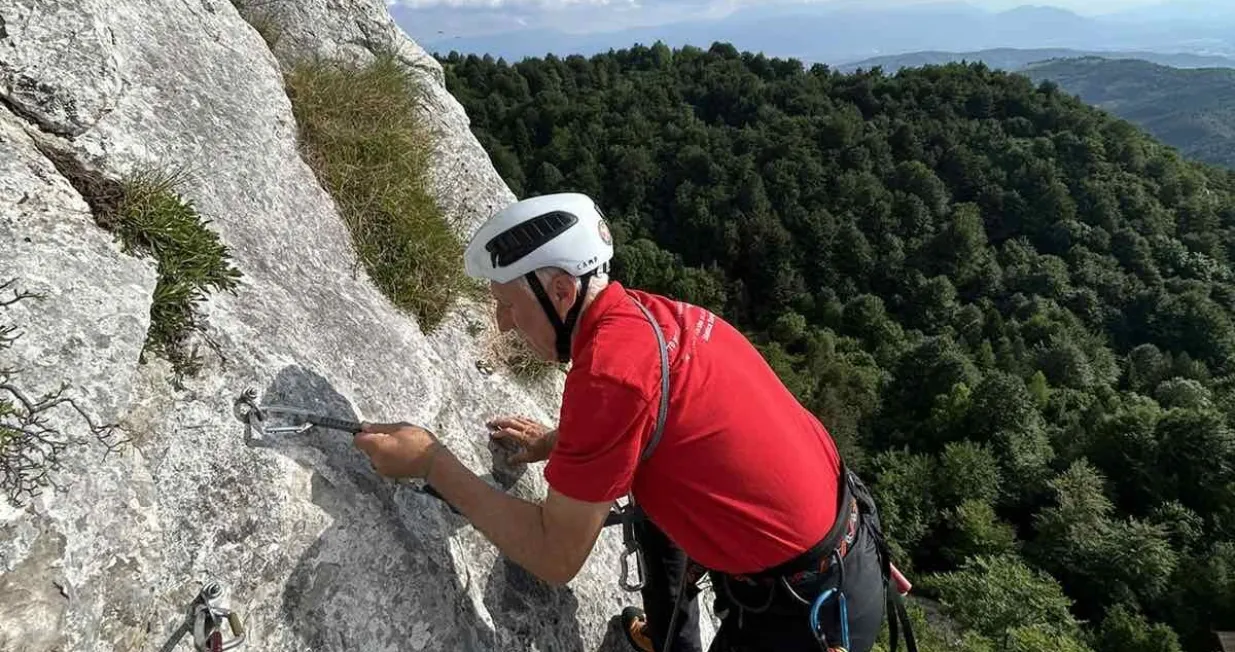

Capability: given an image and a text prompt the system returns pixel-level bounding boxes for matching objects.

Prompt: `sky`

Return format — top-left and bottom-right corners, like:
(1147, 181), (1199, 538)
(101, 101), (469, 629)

(388, 0), (1165, 10)
(388, 0), (1193, 42)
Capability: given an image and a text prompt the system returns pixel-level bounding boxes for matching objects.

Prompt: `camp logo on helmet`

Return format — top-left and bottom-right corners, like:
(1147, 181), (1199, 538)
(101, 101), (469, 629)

(598, 218), (612, 245)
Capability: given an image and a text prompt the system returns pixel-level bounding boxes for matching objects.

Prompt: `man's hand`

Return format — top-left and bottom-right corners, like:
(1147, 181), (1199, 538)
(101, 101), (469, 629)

(355, 417), (611, 586)
(488, 415), (557, 464)
(353, 422), (443, 480)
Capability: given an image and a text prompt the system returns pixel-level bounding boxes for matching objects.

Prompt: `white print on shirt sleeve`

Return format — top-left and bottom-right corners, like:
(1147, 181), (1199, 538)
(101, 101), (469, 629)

(690, 308), (716, 343)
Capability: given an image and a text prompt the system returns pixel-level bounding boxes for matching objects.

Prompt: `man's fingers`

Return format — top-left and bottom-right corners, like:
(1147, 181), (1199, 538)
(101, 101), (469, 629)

(487, 415), (534, 431)
(486, 415), (551, 465)
(354, 431), (393, 457)
(490, 425), (532, 445)
(485, 415), (512, 429)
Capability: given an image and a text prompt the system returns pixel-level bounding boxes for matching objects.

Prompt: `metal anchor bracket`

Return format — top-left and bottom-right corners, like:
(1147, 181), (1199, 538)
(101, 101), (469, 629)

(192, 581), (246, 652)
(160, 581), (246, 652)
(233, 388), (365, 436)
(231, 387), (463, 511)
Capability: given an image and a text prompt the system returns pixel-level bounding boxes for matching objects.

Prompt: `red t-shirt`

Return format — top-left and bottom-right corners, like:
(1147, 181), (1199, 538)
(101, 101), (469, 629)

(543, 282), (842, 574)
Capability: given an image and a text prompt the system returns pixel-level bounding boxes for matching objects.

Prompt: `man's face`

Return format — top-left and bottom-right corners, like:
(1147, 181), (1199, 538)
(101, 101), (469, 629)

(490, 274), (577, 362)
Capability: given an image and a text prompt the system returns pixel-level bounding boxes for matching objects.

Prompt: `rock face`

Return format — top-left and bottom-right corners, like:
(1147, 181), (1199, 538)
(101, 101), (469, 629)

(0, 1), (715, 650)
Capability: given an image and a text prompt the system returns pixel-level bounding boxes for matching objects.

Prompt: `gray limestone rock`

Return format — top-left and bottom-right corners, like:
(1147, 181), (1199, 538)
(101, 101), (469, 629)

(0, 0), (716, 650)
(0, 1), (125, 136)
(0, 104), (159, 651)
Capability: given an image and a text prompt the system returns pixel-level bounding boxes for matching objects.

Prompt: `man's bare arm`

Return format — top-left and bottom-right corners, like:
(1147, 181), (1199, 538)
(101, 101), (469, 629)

(426, 447), (612, 585)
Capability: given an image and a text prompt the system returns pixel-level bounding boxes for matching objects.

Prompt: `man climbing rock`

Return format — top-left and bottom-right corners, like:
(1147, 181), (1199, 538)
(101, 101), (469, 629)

(352, 192), (914, 652)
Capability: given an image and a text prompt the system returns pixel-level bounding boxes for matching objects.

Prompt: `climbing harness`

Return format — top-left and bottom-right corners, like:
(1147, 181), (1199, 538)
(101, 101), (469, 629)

(845, 467), (919, 652)
(607, 295), (672, 594)
(656, 462), (920, 652)
(159, 580), (246, 652)
(231, 388), (458, 511)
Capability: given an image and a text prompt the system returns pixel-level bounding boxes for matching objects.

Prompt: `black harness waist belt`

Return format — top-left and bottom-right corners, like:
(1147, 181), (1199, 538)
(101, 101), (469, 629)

(725, 463), (859, 587)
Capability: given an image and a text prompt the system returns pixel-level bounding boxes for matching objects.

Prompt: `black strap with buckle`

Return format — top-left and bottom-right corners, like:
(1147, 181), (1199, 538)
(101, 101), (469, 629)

(614, 294), (672, 593)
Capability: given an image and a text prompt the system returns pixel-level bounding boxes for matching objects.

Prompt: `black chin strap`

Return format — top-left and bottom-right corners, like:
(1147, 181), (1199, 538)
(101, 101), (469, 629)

(525, 270), (596, 363)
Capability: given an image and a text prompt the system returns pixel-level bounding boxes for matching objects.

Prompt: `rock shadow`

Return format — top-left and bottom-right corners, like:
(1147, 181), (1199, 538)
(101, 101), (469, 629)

(240, 365), (600, 650)
(479, 419), (594, 650)
(241, 365), (493, 650)
(483, 554), (586, 652)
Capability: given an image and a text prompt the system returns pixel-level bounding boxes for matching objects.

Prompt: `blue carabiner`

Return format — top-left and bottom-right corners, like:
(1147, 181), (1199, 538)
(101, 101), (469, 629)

(809, 588), (850, 650)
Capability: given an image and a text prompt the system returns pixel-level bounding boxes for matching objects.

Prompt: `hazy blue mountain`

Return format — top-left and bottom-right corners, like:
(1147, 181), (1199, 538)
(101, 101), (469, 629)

(839, 48), (1235, 73)
(1023, 57), (1235, 168)
(399, 2), (1235, 64)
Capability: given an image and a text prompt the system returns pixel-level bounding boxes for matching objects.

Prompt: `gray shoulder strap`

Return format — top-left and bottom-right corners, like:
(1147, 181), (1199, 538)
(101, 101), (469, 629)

(631, 298), (670, 462)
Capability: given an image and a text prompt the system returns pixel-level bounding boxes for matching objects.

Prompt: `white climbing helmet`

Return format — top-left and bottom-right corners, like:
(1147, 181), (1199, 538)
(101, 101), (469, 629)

(464, 192), (614, 285)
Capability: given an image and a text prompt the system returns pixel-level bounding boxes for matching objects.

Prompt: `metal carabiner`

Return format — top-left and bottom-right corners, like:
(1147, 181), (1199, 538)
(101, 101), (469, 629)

(617, 505), (646, 592)
(809, 587), (850, 652)
(192, 603), (246, 652)
(620, 546), (647, 592)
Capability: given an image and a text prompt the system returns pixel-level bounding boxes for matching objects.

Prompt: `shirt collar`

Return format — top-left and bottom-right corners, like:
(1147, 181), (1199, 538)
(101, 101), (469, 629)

(571, 280), (627, 360)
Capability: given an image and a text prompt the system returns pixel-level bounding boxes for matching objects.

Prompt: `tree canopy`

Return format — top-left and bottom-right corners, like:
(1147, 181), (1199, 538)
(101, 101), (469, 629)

(438, 41), (1235, 651)
(1022, 57), (1235, 170)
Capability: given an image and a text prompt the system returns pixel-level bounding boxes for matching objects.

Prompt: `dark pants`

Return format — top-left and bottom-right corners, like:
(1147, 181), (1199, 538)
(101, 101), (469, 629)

(633, 517), (704, 652)
(633, 469), (891, 652)
(706, 518), (887, 652)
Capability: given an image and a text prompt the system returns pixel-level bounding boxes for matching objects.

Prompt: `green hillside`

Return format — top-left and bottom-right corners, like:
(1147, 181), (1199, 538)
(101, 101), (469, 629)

(1023, 57), (1235, 168)
(439, 43), (1235, 652)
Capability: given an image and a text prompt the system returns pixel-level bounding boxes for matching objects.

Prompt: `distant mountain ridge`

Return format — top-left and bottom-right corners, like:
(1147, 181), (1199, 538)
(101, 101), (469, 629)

(838, 48), (1235, 74)
(404, 0), (1235, 171)
(401, 1), (1235, 64)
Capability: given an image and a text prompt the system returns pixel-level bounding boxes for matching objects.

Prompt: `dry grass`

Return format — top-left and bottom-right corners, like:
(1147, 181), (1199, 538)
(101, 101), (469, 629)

(285, 52), (469, 332)
(473, 308), (563, 382)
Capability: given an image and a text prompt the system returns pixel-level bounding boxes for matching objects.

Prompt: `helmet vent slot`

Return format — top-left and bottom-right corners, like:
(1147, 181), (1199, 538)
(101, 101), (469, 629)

(485, 210), (579, 268)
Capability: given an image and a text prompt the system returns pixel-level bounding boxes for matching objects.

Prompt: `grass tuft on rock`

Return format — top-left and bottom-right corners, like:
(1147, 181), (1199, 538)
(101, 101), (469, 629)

(37, 145), (242, 380)
(285, 52), (468, 332)
(108, 170), (243, 376)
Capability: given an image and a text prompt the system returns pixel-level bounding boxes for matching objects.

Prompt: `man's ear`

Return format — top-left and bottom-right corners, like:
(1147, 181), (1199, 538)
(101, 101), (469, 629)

(550, 272), (579, 313)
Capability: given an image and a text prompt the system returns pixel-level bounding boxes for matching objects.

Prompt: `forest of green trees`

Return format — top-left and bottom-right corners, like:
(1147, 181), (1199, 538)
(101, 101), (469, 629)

(436, 41), (1235, 651)
(1021, 57), (1235, 170)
